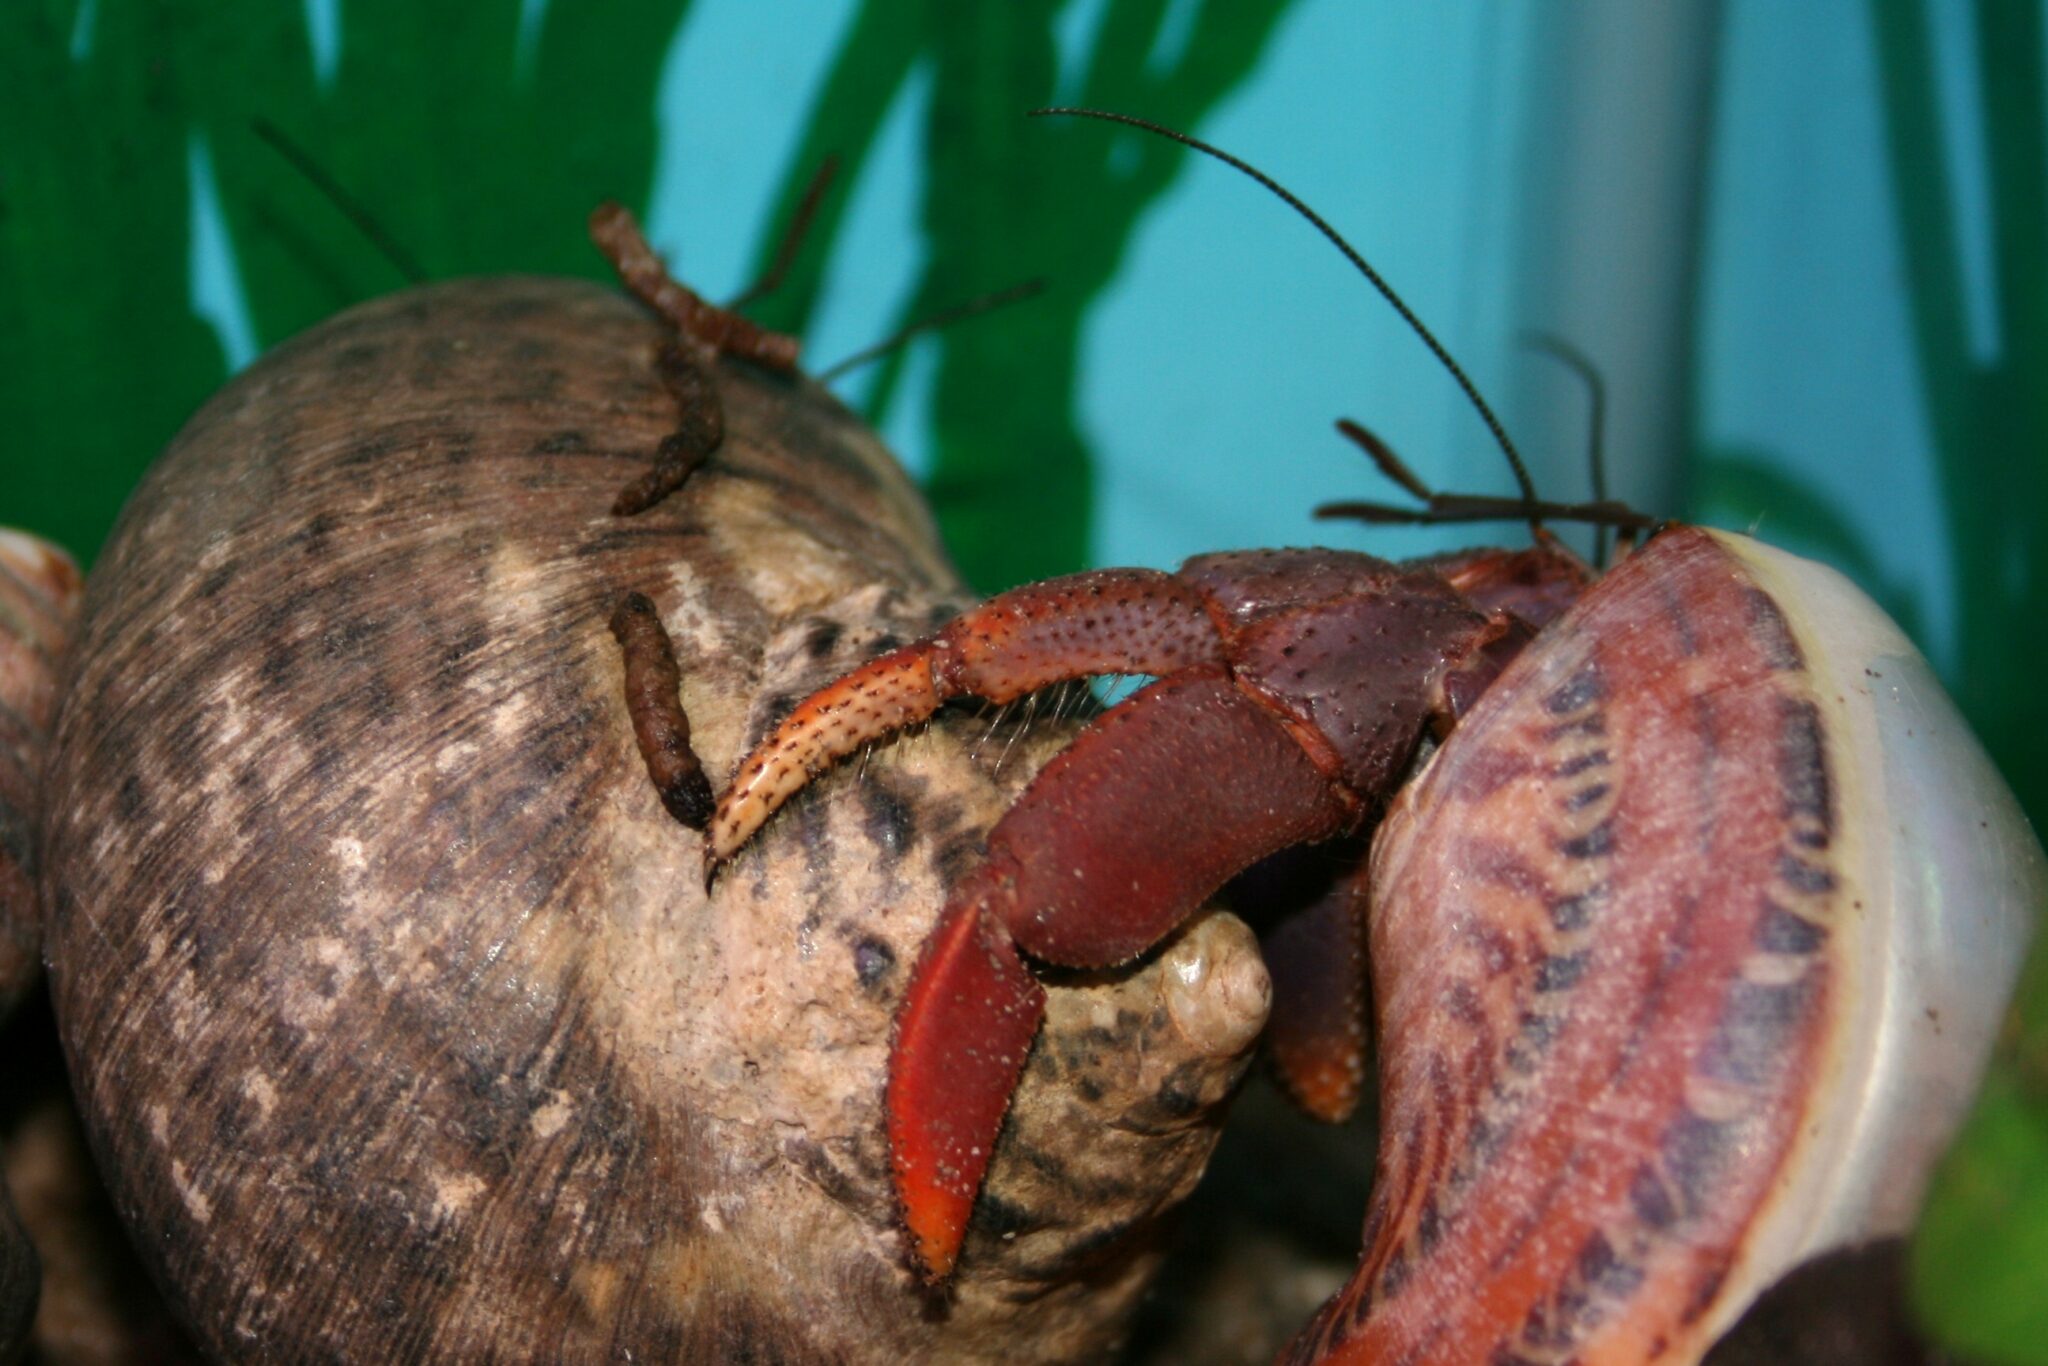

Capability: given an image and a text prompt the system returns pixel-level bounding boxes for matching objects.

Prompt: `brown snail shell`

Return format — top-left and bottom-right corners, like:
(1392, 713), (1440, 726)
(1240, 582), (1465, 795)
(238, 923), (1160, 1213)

(0, 1185), (26, 1366)
(0, 531), (81, 1022)
(0, 528), (83, 1363)
(0, 1176), (28, 1366)
(37, 278), (1268, 1361)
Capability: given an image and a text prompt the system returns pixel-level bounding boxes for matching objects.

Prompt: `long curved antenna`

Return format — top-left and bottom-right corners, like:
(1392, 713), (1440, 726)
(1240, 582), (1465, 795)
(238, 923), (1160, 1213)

(252, 118), (426, 285)
(1030, 106), (1540, 522)
(818, 278), (1049, 382)
(1520, 331), (1612, 564)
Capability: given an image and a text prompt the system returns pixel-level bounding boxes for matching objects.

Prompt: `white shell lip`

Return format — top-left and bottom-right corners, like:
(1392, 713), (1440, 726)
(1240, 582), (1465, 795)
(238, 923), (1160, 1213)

(1705, 529), (2044, 1336)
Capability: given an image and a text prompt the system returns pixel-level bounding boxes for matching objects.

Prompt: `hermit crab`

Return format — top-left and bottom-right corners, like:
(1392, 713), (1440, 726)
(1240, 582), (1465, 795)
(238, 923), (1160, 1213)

(702, 115), (2045, 1363)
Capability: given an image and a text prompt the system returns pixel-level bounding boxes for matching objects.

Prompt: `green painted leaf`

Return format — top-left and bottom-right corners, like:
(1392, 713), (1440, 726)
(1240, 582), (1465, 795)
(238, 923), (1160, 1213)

(2, 0), (692, 563)
(748, 0), (1303, 591)
(1, 0), (232, 561)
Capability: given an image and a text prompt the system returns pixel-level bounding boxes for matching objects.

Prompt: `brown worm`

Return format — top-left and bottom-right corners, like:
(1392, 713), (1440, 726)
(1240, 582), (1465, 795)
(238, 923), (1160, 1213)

(607, 342), (725, 516)
(607, 590), (714, 829)
(588, 202), (800, 372)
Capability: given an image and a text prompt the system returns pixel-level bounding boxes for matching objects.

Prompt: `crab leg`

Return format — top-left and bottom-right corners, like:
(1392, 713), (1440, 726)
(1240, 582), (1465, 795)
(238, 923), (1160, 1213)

(886, 897), (1043, 1282)
(889, 667), (1356, 1281)
(705, 568), (1225, 872)
(1242, 842), (1376, 1124)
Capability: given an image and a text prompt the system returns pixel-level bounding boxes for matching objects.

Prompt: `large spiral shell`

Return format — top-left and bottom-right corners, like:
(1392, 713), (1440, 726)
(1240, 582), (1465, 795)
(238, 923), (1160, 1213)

(0, 528), (82, 1361)
(36, 278), (1267, 1362)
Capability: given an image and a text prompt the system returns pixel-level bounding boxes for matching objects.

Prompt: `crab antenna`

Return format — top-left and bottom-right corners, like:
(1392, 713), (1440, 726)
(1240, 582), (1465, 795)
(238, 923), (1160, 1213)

(1030, 106), (1541, 519)
(1520, 331), (1611, 564)
(252, 117), (426, 285)
(1336, 419), (1434, 502)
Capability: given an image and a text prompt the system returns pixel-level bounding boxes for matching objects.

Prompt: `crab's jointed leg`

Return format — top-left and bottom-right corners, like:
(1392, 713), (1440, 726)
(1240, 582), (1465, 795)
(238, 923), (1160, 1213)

(709, 544), (1595, 1288)
(705, 568), (1226, 874)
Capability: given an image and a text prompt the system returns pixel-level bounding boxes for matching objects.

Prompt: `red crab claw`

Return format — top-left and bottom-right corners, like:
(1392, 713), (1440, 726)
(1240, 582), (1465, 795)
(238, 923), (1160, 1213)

(890, 666), (1359, 1280)
(710, 546), (1590, 1284)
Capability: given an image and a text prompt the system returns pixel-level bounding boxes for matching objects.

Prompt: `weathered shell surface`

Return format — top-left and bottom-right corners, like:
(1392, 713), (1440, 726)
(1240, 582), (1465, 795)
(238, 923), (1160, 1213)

(0, 1179), (29, 1366)
(37, 278), (1268, 1362)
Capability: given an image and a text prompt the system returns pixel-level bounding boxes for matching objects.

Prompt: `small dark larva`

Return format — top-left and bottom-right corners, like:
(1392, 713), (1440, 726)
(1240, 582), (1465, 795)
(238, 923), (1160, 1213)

(606, 590), (714, 830)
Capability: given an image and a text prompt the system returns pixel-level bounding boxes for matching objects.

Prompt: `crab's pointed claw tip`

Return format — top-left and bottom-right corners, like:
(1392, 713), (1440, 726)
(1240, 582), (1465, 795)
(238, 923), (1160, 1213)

(704, 791), (763, 871)
(887, 890), (1046, 1286)
(708, 644), (948, 866)
(902, 1199), (965, 1287)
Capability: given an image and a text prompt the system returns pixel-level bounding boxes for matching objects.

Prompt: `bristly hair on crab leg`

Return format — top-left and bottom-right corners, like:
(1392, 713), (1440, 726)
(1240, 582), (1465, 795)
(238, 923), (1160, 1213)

(704, 567), (1228, 876)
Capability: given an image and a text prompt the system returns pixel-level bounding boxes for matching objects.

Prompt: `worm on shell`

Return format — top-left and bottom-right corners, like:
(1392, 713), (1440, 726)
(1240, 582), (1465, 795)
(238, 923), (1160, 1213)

(607, 590), (714, 830)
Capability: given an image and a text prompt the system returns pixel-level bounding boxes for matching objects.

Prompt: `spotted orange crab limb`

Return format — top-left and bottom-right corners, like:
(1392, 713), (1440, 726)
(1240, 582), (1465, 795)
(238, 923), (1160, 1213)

(704, 567), (1223, 874)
